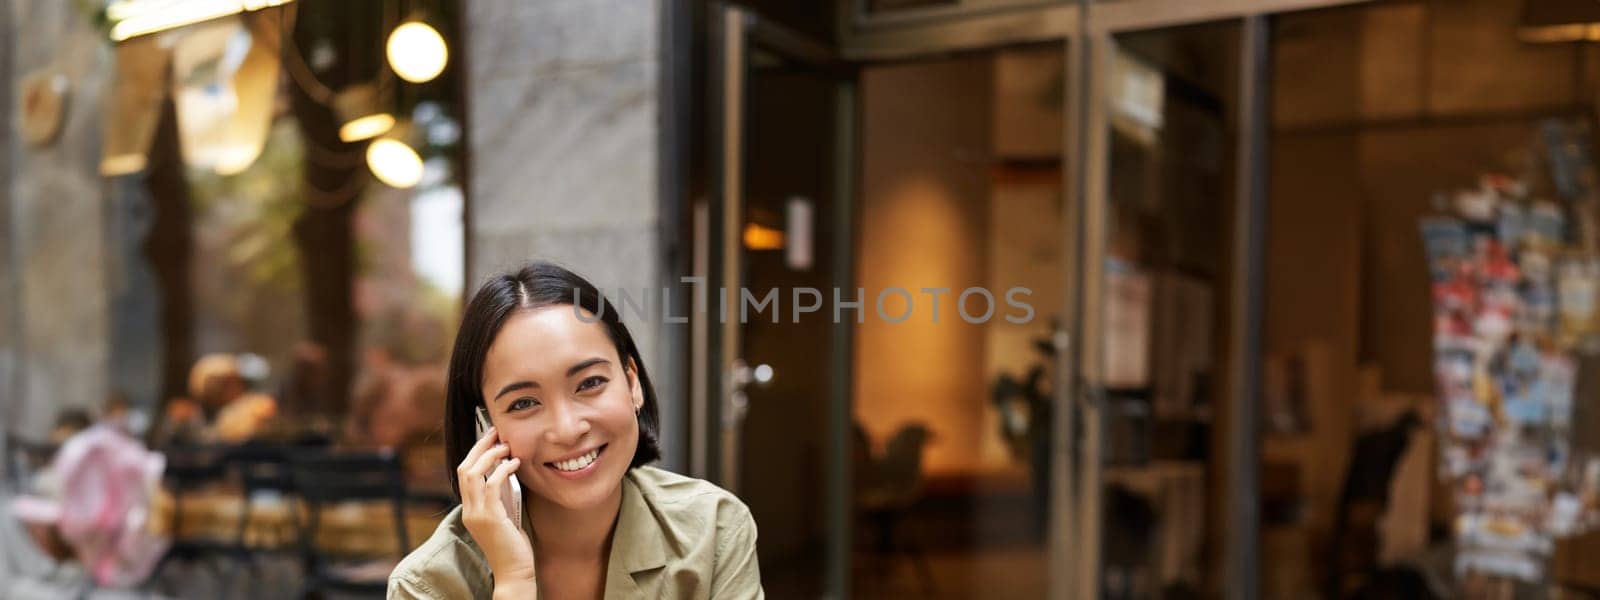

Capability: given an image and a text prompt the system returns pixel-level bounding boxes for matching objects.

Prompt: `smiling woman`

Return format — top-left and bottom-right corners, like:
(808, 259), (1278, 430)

(387, 262), (764, 599)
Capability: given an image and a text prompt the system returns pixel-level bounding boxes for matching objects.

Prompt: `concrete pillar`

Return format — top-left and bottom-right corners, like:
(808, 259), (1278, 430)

(464, 0), (682, 469)
(6, 1), (113, 436)
(0, 0), (15, 444)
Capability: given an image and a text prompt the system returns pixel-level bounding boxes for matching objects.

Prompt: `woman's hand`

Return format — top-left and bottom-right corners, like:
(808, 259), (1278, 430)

(457, 426), (537, 597)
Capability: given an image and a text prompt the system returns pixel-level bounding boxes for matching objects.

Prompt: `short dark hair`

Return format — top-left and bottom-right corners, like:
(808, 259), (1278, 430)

(443, 262), (661, 500)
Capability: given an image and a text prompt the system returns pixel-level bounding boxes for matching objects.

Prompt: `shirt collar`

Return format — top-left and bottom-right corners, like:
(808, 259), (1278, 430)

(604, 470), (669, 597)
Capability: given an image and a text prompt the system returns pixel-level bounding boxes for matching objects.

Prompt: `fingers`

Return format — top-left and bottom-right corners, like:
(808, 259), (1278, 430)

(483, 458), (522, 518)
(465, 425), (499, 460)
(457, 427), (504, 477)
(469, 443), (513, 481)
(457, 426), (502, 506)
(487, 456), (521, 486)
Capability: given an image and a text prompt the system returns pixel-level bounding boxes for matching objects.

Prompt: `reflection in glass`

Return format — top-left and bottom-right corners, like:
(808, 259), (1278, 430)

(851, 45), (1064, 598)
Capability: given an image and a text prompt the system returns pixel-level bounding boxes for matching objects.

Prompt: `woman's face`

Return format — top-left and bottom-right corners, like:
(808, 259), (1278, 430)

(480, 305), (643, 511)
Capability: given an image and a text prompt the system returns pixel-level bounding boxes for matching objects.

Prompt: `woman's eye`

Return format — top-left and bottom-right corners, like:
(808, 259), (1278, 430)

(508, 397), (539, 412)
(577, 375), (608, 393)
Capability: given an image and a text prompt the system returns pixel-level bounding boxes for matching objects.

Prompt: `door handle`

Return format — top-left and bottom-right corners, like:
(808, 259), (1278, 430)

(724, 359), (774, 428)
(725, 359), (752, 429)
(720, 359), (773, 492)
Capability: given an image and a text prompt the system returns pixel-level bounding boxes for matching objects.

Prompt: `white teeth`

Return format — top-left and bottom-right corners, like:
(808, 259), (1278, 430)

(554, 448), (599, 472)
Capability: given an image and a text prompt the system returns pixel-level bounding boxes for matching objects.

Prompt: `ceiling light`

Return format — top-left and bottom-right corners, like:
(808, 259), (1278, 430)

(367, 123), (424, 189)
(334, 83), (394, 142)
(386, 21), (448, 84)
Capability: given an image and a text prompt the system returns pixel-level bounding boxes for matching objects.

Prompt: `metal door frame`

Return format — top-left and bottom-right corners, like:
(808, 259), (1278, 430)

(1072, 4), (1340, 599)
(702, 4), (855, 483)
(700, 6), (860, 597)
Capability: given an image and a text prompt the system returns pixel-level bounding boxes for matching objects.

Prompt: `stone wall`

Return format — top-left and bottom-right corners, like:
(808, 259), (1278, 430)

(5, 1), (113, 437)
(464, 0), (680, 467)
(0, 0), (14, 443)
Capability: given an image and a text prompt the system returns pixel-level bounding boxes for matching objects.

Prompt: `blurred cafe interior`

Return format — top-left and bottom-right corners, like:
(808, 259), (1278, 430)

(2, 0), (467, 596)
(12, 0), (1600, 599)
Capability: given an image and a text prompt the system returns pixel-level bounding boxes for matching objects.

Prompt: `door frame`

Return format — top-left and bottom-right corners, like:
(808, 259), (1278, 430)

(700, 2), (856, 487)
(700, 6), (861, 596)
(1071, 3), (1326, 599)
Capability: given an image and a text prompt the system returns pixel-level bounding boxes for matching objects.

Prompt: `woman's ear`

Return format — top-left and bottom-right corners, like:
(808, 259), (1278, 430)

(627, 357), (644, 412)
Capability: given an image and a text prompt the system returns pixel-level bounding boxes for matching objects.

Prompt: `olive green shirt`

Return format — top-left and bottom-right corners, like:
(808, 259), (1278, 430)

(387, 465), (763, 599)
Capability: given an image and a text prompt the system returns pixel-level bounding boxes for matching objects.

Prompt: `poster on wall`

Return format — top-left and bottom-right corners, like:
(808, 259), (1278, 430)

(1421, 119), (1600, 582)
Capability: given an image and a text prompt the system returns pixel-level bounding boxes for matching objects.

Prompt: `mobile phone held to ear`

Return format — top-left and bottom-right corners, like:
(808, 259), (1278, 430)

(475, 406), (525, 533)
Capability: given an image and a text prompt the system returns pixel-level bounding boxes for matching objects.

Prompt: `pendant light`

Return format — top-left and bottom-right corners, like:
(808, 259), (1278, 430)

(385, 20), (447, 84)
(334, 82), (395, 142)
(366, 122), (424, 188)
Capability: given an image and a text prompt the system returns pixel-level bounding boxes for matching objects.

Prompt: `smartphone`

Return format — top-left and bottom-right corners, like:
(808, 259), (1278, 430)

(475, 406), (525, 532)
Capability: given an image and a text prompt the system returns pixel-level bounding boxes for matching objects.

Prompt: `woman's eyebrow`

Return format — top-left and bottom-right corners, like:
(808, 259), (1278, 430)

(566, 357), (610, 377)
(493, 380), (538, 402)
(490, 358), (609, 402)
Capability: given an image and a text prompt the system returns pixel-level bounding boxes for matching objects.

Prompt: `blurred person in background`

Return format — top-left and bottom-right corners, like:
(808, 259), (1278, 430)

(150, 353), (279, 446)
(279, 341), (331, 426)
(345, 351), (445, 450)
(345, 355), (452, 497)
(6, 392), (169, 591)
(97, 392), (151, 438)
(47, 408), (94, 446)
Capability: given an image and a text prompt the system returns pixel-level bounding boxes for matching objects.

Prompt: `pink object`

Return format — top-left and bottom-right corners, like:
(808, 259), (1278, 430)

(10, 494), (61, 525)
(8, 424), (169, 587)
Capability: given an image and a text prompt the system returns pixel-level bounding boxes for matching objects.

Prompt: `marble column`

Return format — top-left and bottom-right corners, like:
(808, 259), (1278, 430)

(6, 1), (113, 436)
(0, 0), (15, 445)
(465, 0), (682, 468)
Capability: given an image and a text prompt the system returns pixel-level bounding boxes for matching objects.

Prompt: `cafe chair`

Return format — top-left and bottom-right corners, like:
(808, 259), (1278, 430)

(1326, 411), (1432, 598)
(225, 441), (318, 597)
(853, 422), (936, 595)
(287, 448), (414, 599)
(147, 443), (240, 595)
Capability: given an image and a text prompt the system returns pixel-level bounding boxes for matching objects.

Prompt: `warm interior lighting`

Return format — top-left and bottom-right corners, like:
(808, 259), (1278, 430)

(106, 0), (141, 21)
(172, 18), (277, 176)
(743, 223), (785, 250)
(386, 21), (448, 84)
(1520, 0), (1600, 42)
(101, 35), (166, 176)
(1518, 23), (1600, 42)
(109, 0), (293, 42)
(367, 130), (423, 189)
(334, 83), (394, 142)
(340, 113), (395, 143)
(100, 154), (148, 176)
(213, 150), (258, 176)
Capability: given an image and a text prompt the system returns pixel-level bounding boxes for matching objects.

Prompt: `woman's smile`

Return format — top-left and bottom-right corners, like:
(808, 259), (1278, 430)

(544, 443), (608, 479)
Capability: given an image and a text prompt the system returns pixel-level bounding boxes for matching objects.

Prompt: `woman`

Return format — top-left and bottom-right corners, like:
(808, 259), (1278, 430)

(389, 263), (763, 599)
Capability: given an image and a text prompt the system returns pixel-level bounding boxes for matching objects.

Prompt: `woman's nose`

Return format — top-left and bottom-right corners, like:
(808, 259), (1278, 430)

(544, 400), (591, 443)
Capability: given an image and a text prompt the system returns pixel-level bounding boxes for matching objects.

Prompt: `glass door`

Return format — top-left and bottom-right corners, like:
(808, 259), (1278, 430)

(848, 43), (1076, 598)
(703, 5), (1084, 598)
(1077, 14), (1267, 599)
(702, 5), (855, 597)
